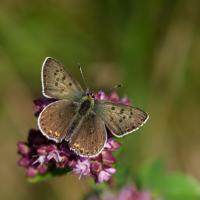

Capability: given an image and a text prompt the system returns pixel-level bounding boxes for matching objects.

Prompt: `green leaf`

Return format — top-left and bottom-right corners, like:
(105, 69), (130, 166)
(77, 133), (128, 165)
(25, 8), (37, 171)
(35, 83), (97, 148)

(138, 160), (200, 200)
(28, 172), (53, 183)
(28, 167), (71, 183)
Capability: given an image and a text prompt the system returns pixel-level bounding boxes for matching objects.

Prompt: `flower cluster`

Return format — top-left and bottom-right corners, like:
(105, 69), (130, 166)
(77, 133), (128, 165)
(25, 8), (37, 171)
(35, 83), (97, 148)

(17, 91), (131, 183)
(87, 185), (152, 200)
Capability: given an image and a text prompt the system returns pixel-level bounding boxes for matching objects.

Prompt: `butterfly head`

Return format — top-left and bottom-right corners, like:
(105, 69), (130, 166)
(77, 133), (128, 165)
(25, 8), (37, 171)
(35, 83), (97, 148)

(85, 90), (95, 100)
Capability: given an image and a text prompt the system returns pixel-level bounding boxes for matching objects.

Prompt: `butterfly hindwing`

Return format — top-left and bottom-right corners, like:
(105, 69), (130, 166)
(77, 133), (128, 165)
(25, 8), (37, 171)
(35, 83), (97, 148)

(38, 100), (78, 143)
(94, 100), (149, 137)
(42, 57), (83, 100)
(69, 112), (107, 157)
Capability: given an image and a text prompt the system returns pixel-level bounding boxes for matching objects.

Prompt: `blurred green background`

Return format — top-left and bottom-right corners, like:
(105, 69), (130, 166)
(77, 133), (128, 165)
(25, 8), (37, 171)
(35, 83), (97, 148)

(0, 0), (200, 199)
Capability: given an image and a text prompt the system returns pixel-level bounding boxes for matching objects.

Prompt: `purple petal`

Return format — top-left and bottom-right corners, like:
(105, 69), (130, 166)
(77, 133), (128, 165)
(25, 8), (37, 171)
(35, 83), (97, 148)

(105, 167), (116, 174)
(120, 97), (132, 106)
(91, 161), (103, 174)
(95, 91), (107, 100)
(97, 168), (116, 183)
(102, 151), (116, 166)
(47, 150), (61, 162)
(37, 165), (48, 174)
(73, 159), (91, 177)
(37, 145), (57, 155)
(17, 142), (29, 155)
(18, 157), (30, 167)
(26, 167), (38, 177)
(97, 170), (112, 183)
(108, 92), (120, 102)
(32, 155), (46, 165)
(105, 138), (121, 151)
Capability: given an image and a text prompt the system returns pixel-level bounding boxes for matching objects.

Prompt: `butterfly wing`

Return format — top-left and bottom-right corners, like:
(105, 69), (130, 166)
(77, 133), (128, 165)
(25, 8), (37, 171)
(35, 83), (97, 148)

(94, 100), (149, 137)
(69, 112), (107, 157)
(42, 57), (83, 101)
(38, 100), (78, 143)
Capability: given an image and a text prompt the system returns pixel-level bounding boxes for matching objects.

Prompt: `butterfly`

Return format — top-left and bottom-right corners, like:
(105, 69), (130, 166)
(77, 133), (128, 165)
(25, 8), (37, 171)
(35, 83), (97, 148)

(38, 57), (149, 157)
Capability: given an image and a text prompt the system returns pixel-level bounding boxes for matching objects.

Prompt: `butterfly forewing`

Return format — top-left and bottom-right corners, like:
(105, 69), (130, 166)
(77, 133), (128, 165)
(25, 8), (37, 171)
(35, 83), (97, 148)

(42, 57), (83, 100)
(38, 100), (78, 143)
(69, 112), (107, 157)
(94, 101), (149, 137)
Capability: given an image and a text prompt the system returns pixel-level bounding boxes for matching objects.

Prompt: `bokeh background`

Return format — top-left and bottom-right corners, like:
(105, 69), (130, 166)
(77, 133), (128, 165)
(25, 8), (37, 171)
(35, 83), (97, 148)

(0, 0), (200, 199)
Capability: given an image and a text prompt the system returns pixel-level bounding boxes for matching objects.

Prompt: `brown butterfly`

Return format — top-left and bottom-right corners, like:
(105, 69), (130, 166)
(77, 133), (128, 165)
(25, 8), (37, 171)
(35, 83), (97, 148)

(38, 57), (149, 157)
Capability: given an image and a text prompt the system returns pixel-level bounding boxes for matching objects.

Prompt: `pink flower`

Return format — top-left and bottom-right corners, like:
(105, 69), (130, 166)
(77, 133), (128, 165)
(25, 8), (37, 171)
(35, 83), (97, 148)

(26, 167), (38, 177)
(98, 168), (116, 183)
(17, 91), (130, 183)
(32, 155), (46, 165)
(104, 138), (121, 151)
(118, 186), (152, 200)
(17, 142), (29, 155)
(73, 159), (91, 178)
(101, 151), (116, 166)
(91, 161), (103, 174)
(18, 157), (30, 167)
(87, 185), (152, 200)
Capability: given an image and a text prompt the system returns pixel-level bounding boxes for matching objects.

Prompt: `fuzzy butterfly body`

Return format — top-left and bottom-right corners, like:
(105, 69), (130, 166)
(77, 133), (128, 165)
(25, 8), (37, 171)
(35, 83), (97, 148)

(38, 57), (149, 157)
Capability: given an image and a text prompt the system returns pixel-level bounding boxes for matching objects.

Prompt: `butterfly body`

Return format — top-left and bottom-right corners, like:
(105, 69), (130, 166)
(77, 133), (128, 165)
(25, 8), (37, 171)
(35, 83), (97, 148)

(38, 57), (149, 157)
(65, 93), (95, 142)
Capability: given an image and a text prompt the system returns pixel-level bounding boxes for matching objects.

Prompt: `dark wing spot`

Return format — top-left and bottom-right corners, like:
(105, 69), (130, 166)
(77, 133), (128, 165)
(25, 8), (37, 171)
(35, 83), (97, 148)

(120, 108), (124, 113)
(62, 75), (66, 80)
(111, 106), (115, 110)
(55, 82), (58, 86)
(130, 112), (133, 115)
(119, 119), (123, 123)
(69, 82), (72, 86)
(123, 116), (126, 119)
(56, 69), (59, 73)
(54, 72), (57, 76)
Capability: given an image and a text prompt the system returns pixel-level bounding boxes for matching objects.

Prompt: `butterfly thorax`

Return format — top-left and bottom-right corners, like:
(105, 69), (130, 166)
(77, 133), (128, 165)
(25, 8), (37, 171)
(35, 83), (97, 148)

(78, 94), (95, 116)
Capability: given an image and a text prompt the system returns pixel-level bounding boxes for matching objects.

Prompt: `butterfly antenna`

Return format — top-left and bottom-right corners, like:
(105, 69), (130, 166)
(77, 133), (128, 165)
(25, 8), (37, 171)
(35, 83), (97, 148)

(77, 63), (88, 90)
